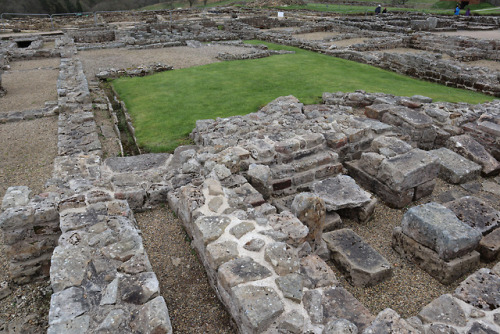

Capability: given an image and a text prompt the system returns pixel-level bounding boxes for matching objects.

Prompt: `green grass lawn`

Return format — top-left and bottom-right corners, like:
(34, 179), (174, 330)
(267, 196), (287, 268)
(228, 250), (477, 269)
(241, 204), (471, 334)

(112, 41), (495, 153)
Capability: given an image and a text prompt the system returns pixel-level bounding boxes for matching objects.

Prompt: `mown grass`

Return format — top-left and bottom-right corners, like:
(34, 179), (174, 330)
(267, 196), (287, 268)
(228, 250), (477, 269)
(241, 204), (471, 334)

(112, 41), (495, 153)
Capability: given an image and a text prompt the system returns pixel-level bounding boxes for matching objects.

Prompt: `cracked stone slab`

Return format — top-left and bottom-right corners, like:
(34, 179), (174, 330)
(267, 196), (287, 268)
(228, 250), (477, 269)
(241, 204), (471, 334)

(323, 229), (392, 287)
(312, 175), (371, 211)
(218, 256), (272, 290)
(401, 202), (482, 261)
(444, 196), (500, 235)
(447, 134), (500, 176)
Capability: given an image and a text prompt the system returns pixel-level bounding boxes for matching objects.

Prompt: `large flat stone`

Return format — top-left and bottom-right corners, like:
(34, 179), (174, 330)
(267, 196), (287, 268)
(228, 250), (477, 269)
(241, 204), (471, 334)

(105, 153), (170, 173)
(218, 257), (272, 290)
(312, 175), (371, 211)
(232, 285), (284, 333)
(193, 215), (231, 246)
(447, 134), (500, 176)
(364, 308), (420, 333)
(418, 294), (467, 327)
(401, 202), (482, 261)
(376, 149), (439, 192)
(323, 229), (392, 287)
(454, 268), (500, 311)
(444, 196), (500, 235)
(392, 227), (480, 285)
(430, 147), (482, 184)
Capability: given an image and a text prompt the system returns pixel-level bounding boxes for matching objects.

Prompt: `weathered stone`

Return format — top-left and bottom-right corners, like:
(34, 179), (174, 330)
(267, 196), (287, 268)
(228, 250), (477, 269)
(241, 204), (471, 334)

(243, 238), (266, 252)
(454, 268), (500, 311)
(444, 196), (500, 235)
(418, 294), (467, 327)
(392, 227), (480, 284)
(371, 136), (412, 157)
(466, 322), (498, 334)
(323, 229), (392, 287)
(118, 253), (153, 274)
(206, 240), (239, 269)
(247, 164), (273, 199)
(401, 202), (482, 261)
(1, 186), (31, 210)
(105, 153), (170, 173)
(264, 242), (300, 276)
(0, 281), (11, 301)
(232, 285), (284, 333)
(193, 215), (231, 246)
(363, 308), (419, 334)
(96, 309), (126, 332)
(131, 296), (173, 334)
(358, 152), (385, 176)
(50, 246), (91, 293)
(275, 273), (303, 302)
(300, 254), (338, 289)
(49, 287), (90, 325)
(120, 272), (159, 304)
(430, 148), (482, 184)
(324, 318), (358, 334)
(376, 149), (439, 192)
(47, 315), (90, 334)
(312, 175), (372, 211)
(479, 228), (500, 262)
(268, 211), (308, 246)
(278, 310), (305, 334)
(303, 289), (323, 324)
(324, 212), (342, 232)
(100, 277), (119, 306)
(447, 135), (500, 176)
(427, 324), (459, 334)
(322, 287), (374, 330)
(291, 192), (325, 249)
(230, 221), (255, 239)
(218, 257), (272, 289)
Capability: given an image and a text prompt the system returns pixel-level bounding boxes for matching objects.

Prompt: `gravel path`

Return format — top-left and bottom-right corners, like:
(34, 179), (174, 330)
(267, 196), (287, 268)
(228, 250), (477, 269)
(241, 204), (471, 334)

(0, 59), (59, 113)
(78, 45), (254, 80)
(134, 207), (234, 334)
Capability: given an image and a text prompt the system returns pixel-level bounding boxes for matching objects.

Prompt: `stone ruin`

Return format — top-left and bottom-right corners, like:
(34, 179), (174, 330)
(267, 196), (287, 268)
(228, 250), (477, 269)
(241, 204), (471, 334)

(0, 8), (500, 334)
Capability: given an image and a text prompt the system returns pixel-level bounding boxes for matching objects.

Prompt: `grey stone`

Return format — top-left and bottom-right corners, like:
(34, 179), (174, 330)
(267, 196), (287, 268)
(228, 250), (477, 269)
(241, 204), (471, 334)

(243, 238), (266, 252)
(100, 278), (119, 306)
(49, 287), (90, 325)
(275, 273), (303, 302)
(427, 324), (459, 334)
(96, 309), (126, 332)
(466, 322), (498, 334)
(47, 315), (90, 334)
(358, 153), (385, 176)
(0, 281), (11, 301)
(454, 268), (500, 311)
(430, 148), (482, 184)
(447, 135), (500, 176)
(324, 318), (358, 334)
(232, 285), (284, 333)
(392, 227), (480, 284)
(479, 228), (500, 262)
(444, 196), (500, 235)
(278, 310), (305, 334)
(50, 246), (91, 293)
(323, 229), (392, 287)
(268, 211), (308, 246)
(362, 308), (418, 334)
(291, 192), (326, 249)
(132, 296), (173, 334)
(303, 289), (323, 324)
(208, 196), (223, 212)
(1, 186), (31, 210)
(193, 215), (231, 246)
(312, 175), (372, 211)
(247, 164), (273, 199)
(324, 212), (342, 232)
(483, 180), (500, 197)
(105, 153), (170, 173)
(120, 272), (159, 304)
(371, 136), (412, 157)
(401, 202), (482, 261)
(218, 257), (272, 289)
(206, 240), (239, 269)
(118, 253), (153, 274)
(376, 149), (439, 192)
(230, 221), (255, 239)
(300, 254), (338, 289)
(264, 242), (300, 276)
(418, 294), (467, 327)
(322, 287), (374, 331)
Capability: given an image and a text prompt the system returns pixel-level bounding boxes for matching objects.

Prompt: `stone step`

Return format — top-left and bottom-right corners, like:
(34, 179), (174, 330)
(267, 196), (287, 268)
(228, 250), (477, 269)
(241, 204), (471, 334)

(447, 134), (500, 176)
(323, 228), (392, 287)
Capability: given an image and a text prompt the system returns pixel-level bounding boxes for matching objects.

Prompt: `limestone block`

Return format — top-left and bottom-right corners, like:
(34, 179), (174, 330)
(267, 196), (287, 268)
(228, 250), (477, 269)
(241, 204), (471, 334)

(243, 238), (266, 252)
(401, 202), (482, 261)
(324, 318), (358, 334)
(232, 285), (284, 333)
(418, 294), (467, 327)
(48, 287), (90, 325)
(50, 246), (91, 293)
(275, 273), (303, 302)
(363, 308), (419, 334)
(454, 268), (500, 311)
(218, 257), (272, 290)
(376, 149), (439, 192)
(278, 310), (305, 334)
(1, 186), (31, 210)
(247, 164), (273, 199)
(323, 229), (392, 287)
(444, 196), (500, 235)
(447, 135), (500, 176)
(479, 228), (500, 262)
(230, 221), (255, 239)
(193, 215), (231, 246)
(358, 152), (385, 176)
(312, 175), (372, 211)
(322, 287), (374, 331)
(392, 227), (480, 285)
(206, 240), (239, 270)
(371, 136), (412, 158)
(268, 211), (308, 246)
(300, 254), (338, 289)
(131, 296), (173, 334)
(430, 148), (482, 184)
(303, 289), (324, 324)
(264, 242), (300, 276)
(120, 272), (160, 304)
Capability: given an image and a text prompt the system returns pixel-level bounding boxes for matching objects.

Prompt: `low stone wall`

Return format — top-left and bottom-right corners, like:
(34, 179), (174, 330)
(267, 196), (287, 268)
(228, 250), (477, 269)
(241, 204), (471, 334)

(0, 104), (58, 123)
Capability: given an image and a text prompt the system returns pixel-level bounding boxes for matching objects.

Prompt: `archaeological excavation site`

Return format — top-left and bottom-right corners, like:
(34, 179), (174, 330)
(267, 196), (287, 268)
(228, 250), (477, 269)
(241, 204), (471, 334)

(0, 5), (500, 334)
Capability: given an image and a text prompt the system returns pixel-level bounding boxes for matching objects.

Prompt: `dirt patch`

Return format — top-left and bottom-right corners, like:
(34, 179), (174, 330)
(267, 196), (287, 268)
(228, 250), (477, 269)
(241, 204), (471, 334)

(466, 59), (500, 72)
(78, 45), (256, 80)
(435, 29), (500, 40)
(293, 31), (341, 40)
(331, 37), (368, 47)
(0, 58), (59, 113)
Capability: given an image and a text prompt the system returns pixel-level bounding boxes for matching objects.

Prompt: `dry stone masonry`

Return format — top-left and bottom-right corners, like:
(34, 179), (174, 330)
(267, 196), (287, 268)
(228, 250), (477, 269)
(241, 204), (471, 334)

(1, 8), (500, 334)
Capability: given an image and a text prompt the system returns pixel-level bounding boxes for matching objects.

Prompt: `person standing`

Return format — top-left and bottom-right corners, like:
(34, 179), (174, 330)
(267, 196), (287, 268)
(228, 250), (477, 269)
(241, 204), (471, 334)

(465, 7), (471, 16)
(375, 4), (381, 14)
(454, 5), (460, 15)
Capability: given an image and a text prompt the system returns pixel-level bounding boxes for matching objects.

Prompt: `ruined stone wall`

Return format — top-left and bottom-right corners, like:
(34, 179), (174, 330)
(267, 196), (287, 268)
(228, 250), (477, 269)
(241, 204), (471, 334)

(66, 28), (116, 43)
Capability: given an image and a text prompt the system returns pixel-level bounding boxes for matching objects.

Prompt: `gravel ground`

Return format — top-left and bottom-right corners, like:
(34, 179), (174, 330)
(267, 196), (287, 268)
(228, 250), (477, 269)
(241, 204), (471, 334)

(293, 31), (341, 40)
(134, 206), (234, 334)
(0, 59), (59, 113)
(435, 29), (500, 40)
(78, 45), (255, 80)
